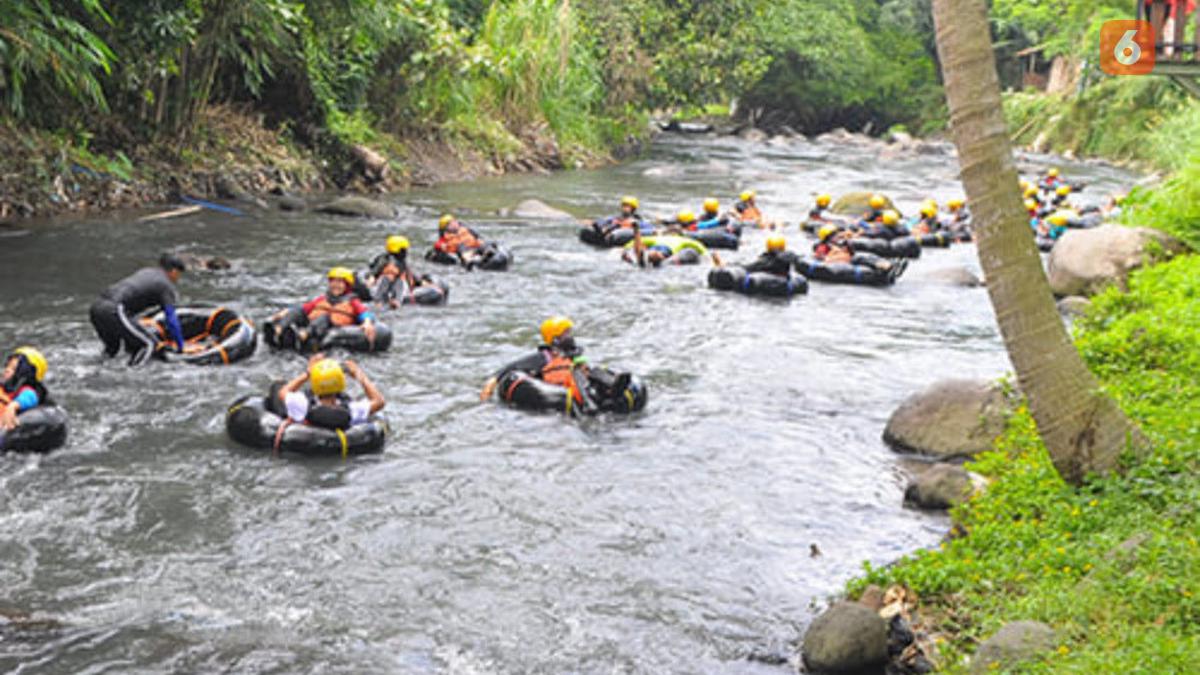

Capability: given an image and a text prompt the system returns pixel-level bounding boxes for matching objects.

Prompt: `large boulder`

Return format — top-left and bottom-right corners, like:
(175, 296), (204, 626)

(1046, 224), (1185, 297)
(315, 195), (395, 219)
(970, 621), (1056, 674)
(883, 379), (1012, 460)
(510, 199), (574, 220)
(802, 602), (889, 674)
(904, 464), (985, 510)
(832, 191), (897, 216)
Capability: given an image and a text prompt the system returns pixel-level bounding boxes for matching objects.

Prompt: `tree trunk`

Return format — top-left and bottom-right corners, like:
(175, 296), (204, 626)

(930, 0), (1145, 484)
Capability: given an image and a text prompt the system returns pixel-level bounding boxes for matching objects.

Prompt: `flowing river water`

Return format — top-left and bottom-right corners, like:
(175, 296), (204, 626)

(0, 134), (1135, 673)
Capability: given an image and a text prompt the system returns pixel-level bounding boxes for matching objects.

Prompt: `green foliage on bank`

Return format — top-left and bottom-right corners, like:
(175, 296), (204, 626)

(850, 256), (1200, 671)
(1005, 78), (1200, 171)
(1121, 153), (1200, 250)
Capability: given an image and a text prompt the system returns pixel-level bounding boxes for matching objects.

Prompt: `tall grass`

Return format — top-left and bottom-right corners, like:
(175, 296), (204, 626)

(397, 0), (630, 163)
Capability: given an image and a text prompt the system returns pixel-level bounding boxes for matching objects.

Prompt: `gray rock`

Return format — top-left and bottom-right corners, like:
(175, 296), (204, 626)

(1047, 224), (1186, 297)
(1056, 295), (1091, 318)
(905, 464), (985, 510)
(511, 199), (573, 220)
(883, 379), (1013, 460)
(276, 194), (307, 212)
(970, 621), (1056, 674)
(738, 127), (768, 143)
(920, 266), (983, 287)
(802, 602), (889, 674)
(831, 191), (896, 216)
(315, 195), (395, 219)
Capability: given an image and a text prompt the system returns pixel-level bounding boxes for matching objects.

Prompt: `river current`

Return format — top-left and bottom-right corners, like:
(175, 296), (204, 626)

(0, 133), (1134, 673)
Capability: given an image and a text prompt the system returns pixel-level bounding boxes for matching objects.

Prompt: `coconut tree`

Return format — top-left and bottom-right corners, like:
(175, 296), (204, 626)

(929, 0), (1144, 484)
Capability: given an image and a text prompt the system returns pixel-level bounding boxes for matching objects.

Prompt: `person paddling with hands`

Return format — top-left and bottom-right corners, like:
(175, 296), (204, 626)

(0, 347), (49, 433)
(277, 354), (385, 430)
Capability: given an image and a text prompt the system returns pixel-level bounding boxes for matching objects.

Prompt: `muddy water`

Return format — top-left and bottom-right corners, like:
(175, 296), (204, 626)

(0, 134), (1134, 673)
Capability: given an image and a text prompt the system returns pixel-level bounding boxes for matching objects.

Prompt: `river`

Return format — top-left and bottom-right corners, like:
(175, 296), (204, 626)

(0, 134), (1135, 673)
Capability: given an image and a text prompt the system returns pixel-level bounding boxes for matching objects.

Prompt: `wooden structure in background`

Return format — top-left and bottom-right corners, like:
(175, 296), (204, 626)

(1138, 0), (1200, 95)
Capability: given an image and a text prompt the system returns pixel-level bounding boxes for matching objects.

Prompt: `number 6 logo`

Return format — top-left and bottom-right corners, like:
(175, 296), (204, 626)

(1101, 20), (1155, 75)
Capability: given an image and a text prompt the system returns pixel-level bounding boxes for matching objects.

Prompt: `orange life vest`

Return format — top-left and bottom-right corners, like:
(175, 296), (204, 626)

(541, 354), (583, 404)
(308, 295), (359, 327)
(440, 227), (482, 254)
(739, 205), (762, 223)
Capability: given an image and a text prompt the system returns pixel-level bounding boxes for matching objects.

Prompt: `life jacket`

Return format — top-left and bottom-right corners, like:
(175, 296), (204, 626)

(611, 215), (638, 230)
(439, 226), (483, 254)
(307, 293), (360, 327)
(304, 391), (353, 430)
(808, 206), (828, 220)
(541, 353), (584, 405)
(379, 256), (411, 283)
(737, 203), (762, 223)
(1, 376), (47, 410)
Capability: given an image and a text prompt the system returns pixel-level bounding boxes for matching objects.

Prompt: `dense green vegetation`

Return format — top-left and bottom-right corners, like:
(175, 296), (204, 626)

(852, 254), (1200, 671)
(0, 0), (959, 185)
(844, 3), (1200, 670)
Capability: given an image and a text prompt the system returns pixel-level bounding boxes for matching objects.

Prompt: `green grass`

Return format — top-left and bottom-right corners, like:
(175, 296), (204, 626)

(1004, 77), (1196, 171)
(1120, 156), (1200, 251)
(850, 256), (1200, 673)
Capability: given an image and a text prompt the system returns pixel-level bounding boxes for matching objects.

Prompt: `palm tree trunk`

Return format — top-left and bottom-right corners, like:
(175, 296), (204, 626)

(930, 0), (1145, 484)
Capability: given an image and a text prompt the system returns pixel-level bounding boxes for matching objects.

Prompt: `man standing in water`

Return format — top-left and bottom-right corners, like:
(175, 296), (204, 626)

(89, 253), (187, 366)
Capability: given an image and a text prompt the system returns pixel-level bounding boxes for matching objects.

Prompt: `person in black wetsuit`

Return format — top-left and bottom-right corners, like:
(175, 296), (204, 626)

(89, 253), (186, 366)
(743, 235), (800, 276)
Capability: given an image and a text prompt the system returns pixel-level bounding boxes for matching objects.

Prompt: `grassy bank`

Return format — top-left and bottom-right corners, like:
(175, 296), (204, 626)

(849, 255), (1200, 671)
(1004, 77), (1200, 173)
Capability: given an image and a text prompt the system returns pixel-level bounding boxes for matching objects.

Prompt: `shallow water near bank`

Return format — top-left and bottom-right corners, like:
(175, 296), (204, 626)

(0, 135), (1135, 673)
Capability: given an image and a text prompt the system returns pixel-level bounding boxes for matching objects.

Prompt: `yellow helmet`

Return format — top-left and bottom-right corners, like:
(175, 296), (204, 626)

(816, 194), (832, 207)
(621, 195), (639, 210)
(868, 194), (886, 209)
(1048, 167), (1060, 178)
(1019, 179), (1032, 190)
(882, 210), (900, 226)
(540, 316), (574, 345)
(327, 267), (355, 284)
(1047, 211), (1070, 227)
(1113, 193), (1126, 205)
(309, 358), (346, 397)
(919, 203), (937, 218)
(817, 224), (839, 241)
(1024, 199), (1038, 211)
(386, 235), (410, 254)
(702, 198), (720, 214)
(677, 209), (697, 225)
(10, 346), (47, 382)
(1056, 185), (1071, 197)
(1023, 185), (1039, 199)
(438, 214), (455, 230)
(947, 198), (965, 210)
(766, 235), (786, 252)
(739, 190), (756, 203)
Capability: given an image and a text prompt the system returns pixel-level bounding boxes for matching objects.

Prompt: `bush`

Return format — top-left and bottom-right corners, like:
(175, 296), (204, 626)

(851, 256), (1200, 671)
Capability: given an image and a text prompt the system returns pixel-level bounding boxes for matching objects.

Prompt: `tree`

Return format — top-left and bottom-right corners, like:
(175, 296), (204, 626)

(930, 0), (1145, 484)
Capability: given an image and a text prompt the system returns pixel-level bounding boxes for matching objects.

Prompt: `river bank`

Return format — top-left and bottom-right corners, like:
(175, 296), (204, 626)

(0, 105), (631, 223)
(802, 86), (1200, 670)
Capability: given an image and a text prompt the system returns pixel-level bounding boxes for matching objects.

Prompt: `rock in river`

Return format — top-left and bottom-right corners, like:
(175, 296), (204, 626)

(832, 191), (897, 216)
(511, 199), (574, 220)
(883, 379), (1012, 460)
(802, 601), (889, 674)
(904, 464), (985, 510)
(1047, 224), (1185, 297)
(315, 195), (395, 219)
